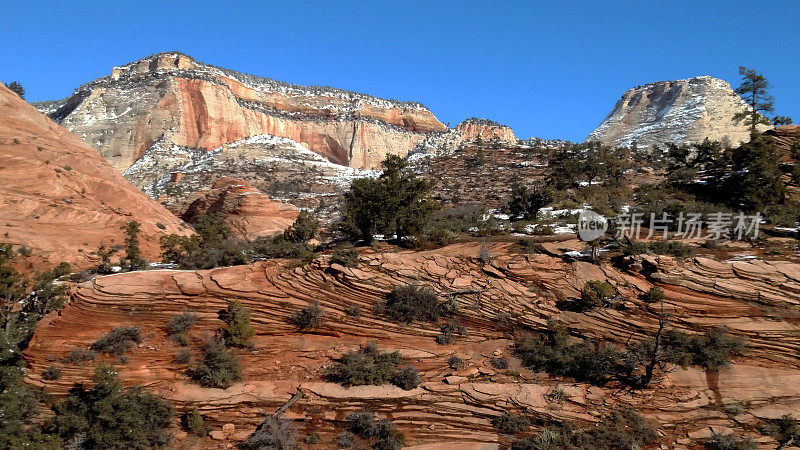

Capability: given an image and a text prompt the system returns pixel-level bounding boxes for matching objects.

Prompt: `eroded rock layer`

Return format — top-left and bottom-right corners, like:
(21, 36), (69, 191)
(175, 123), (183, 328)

(0, 84), (190, 273)
(178, 177), (299, 240)
(587, 76), (765, 148)
(24, 242), (800, 447)
(37, 52), (446, 173)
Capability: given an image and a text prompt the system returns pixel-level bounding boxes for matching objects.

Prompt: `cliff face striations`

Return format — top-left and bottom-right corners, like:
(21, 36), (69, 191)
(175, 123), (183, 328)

(0, 84), (190, 273)
(37, 52), (446, 176)
(587, 76), (764, 148)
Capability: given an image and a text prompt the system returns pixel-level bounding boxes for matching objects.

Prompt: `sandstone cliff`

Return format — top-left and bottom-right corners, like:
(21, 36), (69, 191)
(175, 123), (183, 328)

(23, 241), (800, 447)
(456, 118), (517, 143)
(587, 76), (766, 148)
(0, 84), (190, 273)
(37, 52), (446, 174)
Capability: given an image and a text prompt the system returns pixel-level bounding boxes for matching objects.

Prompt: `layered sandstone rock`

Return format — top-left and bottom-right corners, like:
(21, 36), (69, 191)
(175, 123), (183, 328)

(764, 124), (800, 161)
(455, 118), (517, 143)
(0, 84), (190, 273)
(37, 52), (446, 174)
(24, 241), (800, 447)
(587, 76), (766, 148)
(178, 177), (298, 240)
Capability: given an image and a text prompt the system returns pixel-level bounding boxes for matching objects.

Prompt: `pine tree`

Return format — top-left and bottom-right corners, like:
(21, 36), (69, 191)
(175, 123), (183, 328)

(732, 67), (774, 138)
(3, 82), (24, 100)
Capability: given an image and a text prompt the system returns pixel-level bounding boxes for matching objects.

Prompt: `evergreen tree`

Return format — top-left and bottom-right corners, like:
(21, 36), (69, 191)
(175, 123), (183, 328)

(3, 82), (24, 100)
(772, 115), (793, 126)
(222, 300), (254, 348)
(122, 221), (147, 271)
(283, 210), (318, 243)
(733, 66), (774, 138)
(730, 136), (785, 211)
(341, 155), (439, 243)
(50, 364), (173, 448)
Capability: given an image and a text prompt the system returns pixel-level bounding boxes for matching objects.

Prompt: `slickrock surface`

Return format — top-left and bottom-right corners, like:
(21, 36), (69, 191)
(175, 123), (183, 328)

(177, 177), (298, 240)
(37, 52), (445, 172)
(587, 76), (765, 148)
(24, 241), (800, 447)
(0, 85), (190, 273)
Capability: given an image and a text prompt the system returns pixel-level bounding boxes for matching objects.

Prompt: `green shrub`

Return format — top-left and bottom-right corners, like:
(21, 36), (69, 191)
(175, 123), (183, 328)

(515, 326), (623, 386)
(448, 355), (465, 370)
(50, 364), (173, 448)
(704, 433), (757, 450)
(490, 358), (509, 369)
(761, 415), (799, 448)
(513, 408), (655, 450)
(243, 415), (298, 450)
(90, 326), (142, 356)
(337, 431), (356, 448)
(251, 234), (313, 261)
(174, 350), (191, 365)
(392, 366), (421, 390)
(663, 326), (745, 370)
(517, 239), (537, 254)
(328, 343), (403, 387)
(573, 280), (615, 311)
(330, 246), (359, 267)
(384, 285), (454, 324)
(291, 301), (325, 330)
(42, 364), (62, 381)
(643, 286), (665, 303)
(348, 410), (378, 437)
(436, 320), (467, 345)
(168, 311), (197, 345)
(648, 239), (696, 259)
(183, 407), (208, 436)
(189, 335), (242, 389)
(61, 348), (96, 364)
(492, 412), (531, 434)
(303, 431), (321, 445)
(222, 300), (254, 348)
(345, 305), (362, 318)
(283, 210), (318, 243)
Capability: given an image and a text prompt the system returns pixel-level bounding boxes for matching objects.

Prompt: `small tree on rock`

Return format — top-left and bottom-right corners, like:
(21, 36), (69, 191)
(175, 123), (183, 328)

(4, 82), (24, 99)
(222, 300), (254, 348)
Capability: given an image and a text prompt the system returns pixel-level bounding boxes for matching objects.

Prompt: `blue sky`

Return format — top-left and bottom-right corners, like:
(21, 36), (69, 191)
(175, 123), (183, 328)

(1, 0), (797, 142)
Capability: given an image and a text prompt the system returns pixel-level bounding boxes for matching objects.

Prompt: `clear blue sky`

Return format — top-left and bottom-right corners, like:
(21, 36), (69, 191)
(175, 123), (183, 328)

(1, 0), (797, 142)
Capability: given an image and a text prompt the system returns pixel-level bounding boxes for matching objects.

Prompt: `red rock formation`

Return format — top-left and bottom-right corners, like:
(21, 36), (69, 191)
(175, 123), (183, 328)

(764, 124), (800, 161)
(39, 53), (447, 172)
(0, 84), (191, 273)
(456, 118), (517, 143)
(177, 177), (299, 240)
(23, 241), (800, 447)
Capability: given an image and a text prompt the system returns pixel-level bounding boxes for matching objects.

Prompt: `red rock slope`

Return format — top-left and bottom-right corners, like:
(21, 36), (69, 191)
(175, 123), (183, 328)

(177, 177), (299, 240)
(24, 241), (800, 448)
(0, 84), (191, 272)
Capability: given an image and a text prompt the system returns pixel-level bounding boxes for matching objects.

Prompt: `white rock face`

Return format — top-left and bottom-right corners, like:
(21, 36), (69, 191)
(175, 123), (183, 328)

(586, 76), (762, 148)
